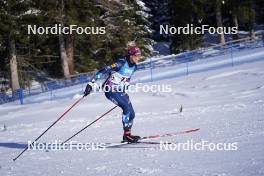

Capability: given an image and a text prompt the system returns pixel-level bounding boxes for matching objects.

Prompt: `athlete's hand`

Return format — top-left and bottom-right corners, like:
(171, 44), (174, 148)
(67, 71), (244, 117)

(84, 83), (93, 96)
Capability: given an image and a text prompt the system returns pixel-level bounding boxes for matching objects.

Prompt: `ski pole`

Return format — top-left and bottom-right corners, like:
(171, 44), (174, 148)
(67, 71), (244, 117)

(13, 96), (85, 161)
(61, 105), (118, 145)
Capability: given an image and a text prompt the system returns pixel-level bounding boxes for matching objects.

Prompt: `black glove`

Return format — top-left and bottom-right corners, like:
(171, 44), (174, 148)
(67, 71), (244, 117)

(84, 84), (93, 96)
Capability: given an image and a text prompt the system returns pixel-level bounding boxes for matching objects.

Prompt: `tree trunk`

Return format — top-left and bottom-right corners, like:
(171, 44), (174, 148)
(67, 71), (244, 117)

(232, 13), (239, 40)
(59, 34), (70, 79)
(216, 0), (225, 45)
(250, 29), (256, 40)
(65, 34), (75, 75)
(9, 33), (20, 92)
(249, 2), (256, 40)
(58, 0), (70, 78)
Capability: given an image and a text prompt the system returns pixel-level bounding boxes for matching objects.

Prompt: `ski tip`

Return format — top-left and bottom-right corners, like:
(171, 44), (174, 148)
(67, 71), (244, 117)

(187, 128), (200, 132)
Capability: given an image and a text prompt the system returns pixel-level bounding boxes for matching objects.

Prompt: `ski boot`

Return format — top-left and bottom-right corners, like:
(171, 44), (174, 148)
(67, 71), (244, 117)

(122, 130), (141, 143)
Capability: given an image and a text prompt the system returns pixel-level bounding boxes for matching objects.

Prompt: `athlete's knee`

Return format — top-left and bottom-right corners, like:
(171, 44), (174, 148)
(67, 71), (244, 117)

(122, 105), (130, 116)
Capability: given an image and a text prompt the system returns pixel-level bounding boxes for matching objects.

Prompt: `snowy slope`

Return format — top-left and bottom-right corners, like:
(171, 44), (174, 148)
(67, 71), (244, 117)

(0, 54), (264, 175)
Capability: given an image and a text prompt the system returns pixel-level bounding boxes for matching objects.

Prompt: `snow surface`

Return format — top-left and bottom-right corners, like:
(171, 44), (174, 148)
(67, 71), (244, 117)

(0, 49), (264, 175)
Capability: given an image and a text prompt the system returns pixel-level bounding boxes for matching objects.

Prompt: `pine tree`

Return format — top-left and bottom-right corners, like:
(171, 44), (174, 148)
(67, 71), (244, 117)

(225, 0), (240, 40)
(143, 0), (170, 41)
(236, 0), (256, 39)
(0, 0), (33, 91)
(93, 0), (152, 65)
(169, 0), (206, 53)
(215, 0), (225, 44)
(27, 0), (102, 76)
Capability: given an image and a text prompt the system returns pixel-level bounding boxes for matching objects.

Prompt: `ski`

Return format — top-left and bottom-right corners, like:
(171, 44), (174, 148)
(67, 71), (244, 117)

(137, 141), (169, 144)
(104, 128), (200, 148)
(103, 141), (162, 148)
(140, 128), (200, 140)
